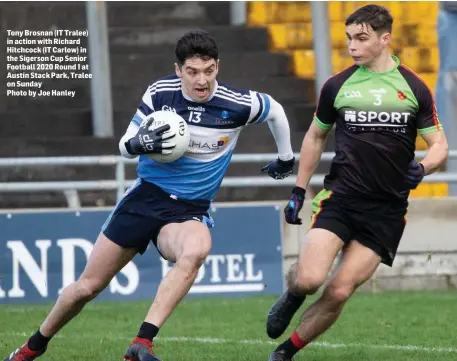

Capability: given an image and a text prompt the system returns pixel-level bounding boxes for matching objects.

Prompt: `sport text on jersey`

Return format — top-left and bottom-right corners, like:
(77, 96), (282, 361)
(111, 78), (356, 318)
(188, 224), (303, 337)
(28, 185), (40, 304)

(344, 110), (411, 133)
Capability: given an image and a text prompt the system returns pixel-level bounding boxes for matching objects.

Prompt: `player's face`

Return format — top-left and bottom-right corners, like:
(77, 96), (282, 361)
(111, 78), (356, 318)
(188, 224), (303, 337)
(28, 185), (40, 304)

(346, 23), (390, 67)
(175, 57), (219, 103)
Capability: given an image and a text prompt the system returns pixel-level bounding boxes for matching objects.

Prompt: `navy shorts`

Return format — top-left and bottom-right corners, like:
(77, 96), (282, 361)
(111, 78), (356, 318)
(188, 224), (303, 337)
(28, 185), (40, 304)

(310, 189), (408, 266)
(102, 178), (214, 255)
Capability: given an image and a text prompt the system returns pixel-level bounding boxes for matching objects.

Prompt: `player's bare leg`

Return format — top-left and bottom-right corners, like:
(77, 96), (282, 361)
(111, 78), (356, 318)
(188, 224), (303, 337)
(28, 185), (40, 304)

(267, 228), (344, 339)
(41, 233), (138, 336)
(269, 240), (381, 360)
(124, 220), (211, 361)
(147, 220), (212, 326)
(2, 233), (138, 361)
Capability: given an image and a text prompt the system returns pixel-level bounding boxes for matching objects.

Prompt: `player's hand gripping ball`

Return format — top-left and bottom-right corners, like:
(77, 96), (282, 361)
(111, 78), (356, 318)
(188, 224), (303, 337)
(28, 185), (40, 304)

(127, 110), (190, 163)
(284, 186), (306, 225)
(261, 157), (295, 180)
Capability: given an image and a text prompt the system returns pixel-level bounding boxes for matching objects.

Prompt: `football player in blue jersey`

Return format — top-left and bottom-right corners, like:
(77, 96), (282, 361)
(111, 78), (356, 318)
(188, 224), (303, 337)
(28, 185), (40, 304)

(3, 30), (296, 361)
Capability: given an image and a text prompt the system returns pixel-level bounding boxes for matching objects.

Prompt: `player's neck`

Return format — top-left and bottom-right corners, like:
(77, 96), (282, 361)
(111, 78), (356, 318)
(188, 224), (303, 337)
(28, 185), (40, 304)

(363, 52), (396, 73)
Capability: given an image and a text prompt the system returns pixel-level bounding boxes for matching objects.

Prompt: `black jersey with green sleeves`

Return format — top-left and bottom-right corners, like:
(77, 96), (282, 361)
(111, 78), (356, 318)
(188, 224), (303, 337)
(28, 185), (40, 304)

(314, 56), (443, 201)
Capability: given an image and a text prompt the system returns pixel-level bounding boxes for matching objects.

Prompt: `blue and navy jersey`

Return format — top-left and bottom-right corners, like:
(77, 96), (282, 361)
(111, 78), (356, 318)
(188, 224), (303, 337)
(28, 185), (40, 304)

(128, 74), (272, 201)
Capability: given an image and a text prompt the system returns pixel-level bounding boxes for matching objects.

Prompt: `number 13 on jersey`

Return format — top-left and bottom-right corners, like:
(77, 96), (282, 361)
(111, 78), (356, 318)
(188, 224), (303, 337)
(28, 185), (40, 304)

(188, 111), (202, 123)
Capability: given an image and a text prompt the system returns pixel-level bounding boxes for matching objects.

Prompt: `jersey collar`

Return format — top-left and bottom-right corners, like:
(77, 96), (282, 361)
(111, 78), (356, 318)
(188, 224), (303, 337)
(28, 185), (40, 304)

(181, 80), (218, 103)
(359, 55), (400, 74)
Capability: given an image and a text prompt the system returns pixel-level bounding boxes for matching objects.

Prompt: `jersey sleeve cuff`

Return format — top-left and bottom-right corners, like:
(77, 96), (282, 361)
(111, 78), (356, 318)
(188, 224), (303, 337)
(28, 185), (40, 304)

(419, 124), (443, 135)
(313, 116), (334, 130)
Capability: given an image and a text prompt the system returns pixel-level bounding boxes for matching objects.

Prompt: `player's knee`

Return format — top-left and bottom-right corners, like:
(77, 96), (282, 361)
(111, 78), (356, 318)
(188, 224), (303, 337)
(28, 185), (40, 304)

(286, 262), (298, 289)
(323, 281), (355, 306)
(178, 237), (211, 270)
(74, 278), (105, 302)
(294, 272), (326, 295)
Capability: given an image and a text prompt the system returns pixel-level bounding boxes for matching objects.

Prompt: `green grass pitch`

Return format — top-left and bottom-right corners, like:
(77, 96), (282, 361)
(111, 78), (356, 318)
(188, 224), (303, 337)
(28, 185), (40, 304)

(1, 291), (456, 360)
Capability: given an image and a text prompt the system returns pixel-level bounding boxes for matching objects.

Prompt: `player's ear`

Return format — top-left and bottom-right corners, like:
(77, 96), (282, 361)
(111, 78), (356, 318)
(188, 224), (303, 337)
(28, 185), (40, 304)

(380, 32), (391, 46)
(175, 63), (182, 78)
(216, 59), (220, 74)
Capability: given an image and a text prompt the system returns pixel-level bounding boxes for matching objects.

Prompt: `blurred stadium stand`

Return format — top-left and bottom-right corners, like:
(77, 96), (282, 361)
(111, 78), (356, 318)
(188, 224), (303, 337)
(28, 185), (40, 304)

(0, 1), (449, 209)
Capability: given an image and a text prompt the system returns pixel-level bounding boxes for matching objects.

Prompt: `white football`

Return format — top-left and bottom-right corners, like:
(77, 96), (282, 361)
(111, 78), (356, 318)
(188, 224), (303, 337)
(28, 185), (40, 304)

(144, 110), (190, 163)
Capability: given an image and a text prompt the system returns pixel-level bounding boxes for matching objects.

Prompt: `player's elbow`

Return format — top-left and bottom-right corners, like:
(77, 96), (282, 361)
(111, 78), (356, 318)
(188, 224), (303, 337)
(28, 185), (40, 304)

(265, 97), (290, 130)
(306, 121), (330, 143)
(268, 96), (286, 120)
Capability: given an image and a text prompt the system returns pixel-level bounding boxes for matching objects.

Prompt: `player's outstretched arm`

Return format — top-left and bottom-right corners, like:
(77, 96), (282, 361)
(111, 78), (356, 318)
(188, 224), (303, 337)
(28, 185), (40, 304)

(259, 95), (295, 179)
(264, 96), (294, 161)
(406, 75), (449, 188)
(283, 122), (331, 225)
(283, 76), (337, 224)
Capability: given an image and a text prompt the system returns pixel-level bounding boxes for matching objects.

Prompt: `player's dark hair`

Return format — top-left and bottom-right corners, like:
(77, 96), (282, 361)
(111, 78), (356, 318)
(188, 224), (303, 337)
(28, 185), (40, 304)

(175, 29), (219, 66)
(345, 4), (393, 34)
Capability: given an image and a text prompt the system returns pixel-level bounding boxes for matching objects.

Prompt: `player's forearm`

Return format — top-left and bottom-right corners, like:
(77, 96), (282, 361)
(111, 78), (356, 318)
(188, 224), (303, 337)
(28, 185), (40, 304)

(296, 131), (327, 189)
(421, 141), (448, 175)
(266, 97), (294, 161)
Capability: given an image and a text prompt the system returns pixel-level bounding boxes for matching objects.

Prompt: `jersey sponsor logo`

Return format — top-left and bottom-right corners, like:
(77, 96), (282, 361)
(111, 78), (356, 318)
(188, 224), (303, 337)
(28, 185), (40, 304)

(189, 136), (229, 150)
(218, 136), (229, 146)
(215, 119), (235, 125)
(344, 90), (362, 98)
(368, 88), (386, 106)
(188, 106), (205, 112)
(215, 110), (235, 125)
(344, 110), (411, 125)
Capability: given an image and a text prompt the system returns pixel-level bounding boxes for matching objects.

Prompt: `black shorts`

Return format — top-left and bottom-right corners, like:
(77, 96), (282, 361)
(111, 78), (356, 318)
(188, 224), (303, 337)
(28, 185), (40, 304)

(310, 189), (408, 266)
(101, 178), (214, 255)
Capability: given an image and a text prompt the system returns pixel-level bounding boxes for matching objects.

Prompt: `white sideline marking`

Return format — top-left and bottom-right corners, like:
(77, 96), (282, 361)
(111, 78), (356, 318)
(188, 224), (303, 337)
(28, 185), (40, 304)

(1, 332), (457, 354)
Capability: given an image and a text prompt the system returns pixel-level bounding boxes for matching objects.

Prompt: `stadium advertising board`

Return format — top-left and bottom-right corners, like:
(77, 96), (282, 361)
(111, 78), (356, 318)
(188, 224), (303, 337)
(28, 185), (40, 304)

(0, 205), (284, 304)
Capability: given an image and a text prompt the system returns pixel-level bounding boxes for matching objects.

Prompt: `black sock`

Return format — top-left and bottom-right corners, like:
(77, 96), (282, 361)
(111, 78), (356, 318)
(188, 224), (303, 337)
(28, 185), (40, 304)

(137, 322), (159, 341)
(27, 330), (51, 351)
(275, 331), (306, 359)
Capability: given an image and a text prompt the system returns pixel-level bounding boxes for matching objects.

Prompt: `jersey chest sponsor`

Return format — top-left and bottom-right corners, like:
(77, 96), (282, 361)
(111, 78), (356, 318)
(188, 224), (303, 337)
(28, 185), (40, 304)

(344, 110), (411, 125)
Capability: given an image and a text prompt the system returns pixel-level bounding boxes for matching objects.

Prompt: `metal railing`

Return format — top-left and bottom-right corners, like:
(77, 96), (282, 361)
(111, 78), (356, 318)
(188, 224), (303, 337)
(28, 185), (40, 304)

(1, 150), (456, 208)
